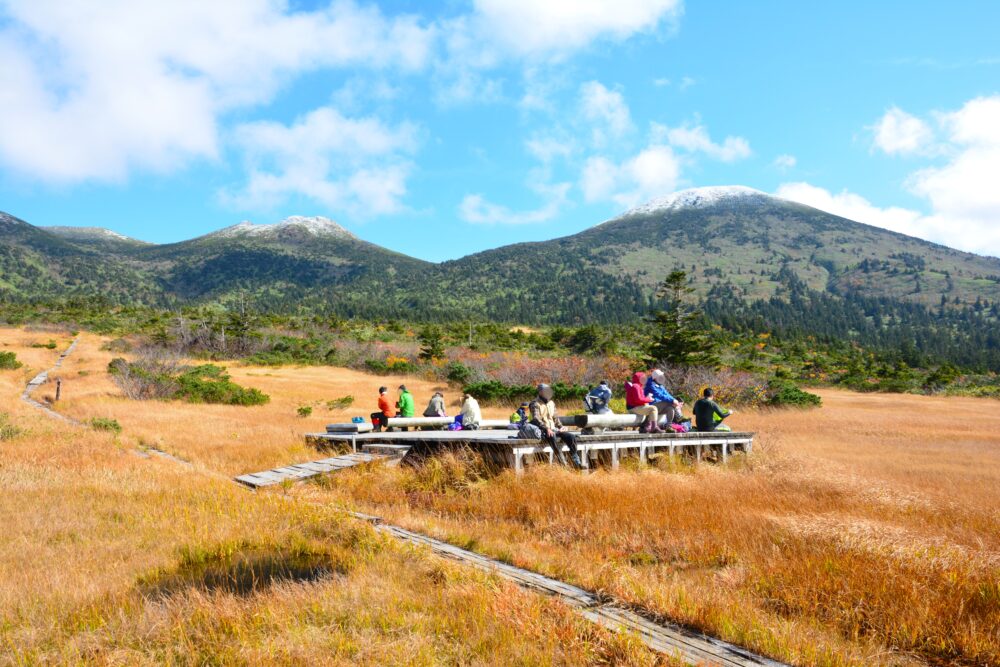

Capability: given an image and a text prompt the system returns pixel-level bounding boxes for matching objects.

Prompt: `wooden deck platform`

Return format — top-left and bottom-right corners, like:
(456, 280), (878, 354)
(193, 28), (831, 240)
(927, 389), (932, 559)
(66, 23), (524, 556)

(306, 429), (754, 474)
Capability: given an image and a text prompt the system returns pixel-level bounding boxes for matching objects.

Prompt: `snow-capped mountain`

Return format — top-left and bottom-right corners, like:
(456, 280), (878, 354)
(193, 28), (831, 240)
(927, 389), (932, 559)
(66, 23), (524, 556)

(622, 186), (774, 217)
(44, 226), (145, 244)
(208, 216), (355, 240)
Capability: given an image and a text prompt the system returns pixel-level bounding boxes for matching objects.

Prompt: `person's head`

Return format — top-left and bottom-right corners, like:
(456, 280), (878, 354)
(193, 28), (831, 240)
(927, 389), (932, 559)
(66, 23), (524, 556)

(463, 393), (473, 402)
(398, 384), (407, 393)
(651, 369), (665, 385)
(433, 392), (443, 398)
(520, 402), (529, 409)
(631, 371), (646, 384)
(378, 386), (387, 395)
(537, 383), (554, 401)
(599, 379), (609, 387)
(703, 387), (714, 398)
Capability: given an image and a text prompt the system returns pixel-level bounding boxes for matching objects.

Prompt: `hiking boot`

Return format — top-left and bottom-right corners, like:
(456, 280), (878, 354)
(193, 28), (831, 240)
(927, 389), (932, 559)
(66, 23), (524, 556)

(571, 453), (583, 469)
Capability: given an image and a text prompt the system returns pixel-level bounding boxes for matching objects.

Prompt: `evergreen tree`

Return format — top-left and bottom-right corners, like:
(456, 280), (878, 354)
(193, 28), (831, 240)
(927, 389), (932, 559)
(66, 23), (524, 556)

(418, 324), (445, 360)
(645, 270), (719, 367)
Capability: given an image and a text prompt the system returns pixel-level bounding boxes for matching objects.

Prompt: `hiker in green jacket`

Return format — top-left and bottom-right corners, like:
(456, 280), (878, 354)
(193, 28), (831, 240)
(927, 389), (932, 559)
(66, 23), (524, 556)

(396, 384), (416, 418)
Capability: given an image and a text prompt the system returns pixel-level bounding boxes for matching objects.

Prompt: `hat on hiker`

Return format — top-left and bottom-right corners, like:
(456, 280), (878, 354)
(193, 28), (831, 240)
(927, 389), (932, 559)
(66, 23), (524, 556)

(651, 369), (665, 384)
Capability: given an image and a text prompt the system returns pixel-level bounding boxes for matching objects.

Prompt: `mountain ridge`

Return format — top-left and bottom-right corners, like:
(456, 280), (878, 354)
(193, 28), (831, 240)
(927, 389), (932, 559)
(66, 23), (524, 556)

(2, 187), (999, 320)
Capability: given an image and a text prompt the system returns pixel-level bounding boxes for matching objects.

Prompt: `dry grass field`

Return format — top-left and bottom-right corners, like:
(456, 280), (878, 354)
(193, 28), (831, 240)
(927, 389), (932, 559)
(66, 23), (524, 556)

(2, 327), (998, 666)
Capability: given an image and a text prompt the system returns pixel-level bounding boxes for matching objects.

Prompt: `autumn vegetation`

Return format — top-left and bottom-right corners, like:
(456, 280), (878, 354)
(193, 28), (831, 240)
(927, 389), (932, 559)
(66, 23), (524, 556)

(1, 327), (998, 665)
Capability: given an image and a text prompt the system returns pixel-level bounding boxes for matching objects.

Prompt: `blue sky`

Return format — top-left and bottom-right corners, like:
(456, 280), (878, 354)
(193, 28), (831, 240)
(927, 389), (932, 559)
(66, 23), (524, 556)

(1, 1), (999, 260)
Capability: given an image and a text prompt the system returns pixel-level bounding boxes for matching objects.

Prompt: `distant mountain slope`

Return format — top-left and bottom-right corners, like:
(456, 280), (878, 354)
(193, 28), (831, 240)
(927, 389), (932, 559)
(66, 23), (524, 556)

(407, 187), (1000, 323)
(3, 189), (999, 322)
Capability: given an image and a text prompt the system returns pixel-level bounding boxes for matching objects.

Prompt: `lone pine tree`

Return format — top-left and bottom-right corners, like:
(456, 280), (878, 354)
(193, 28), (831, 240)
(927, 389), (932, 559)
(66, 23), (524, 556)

(646, 269), (719, 367)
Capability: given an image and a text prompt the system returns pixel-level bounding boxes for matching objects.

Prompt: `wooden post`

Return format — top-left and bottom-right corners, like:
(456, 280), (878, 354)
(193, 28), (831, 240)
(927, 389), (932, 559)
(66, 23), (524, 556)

(611, 442), (619, 470)
(722, 442), (729, 464)
(55, 378), (62, 402)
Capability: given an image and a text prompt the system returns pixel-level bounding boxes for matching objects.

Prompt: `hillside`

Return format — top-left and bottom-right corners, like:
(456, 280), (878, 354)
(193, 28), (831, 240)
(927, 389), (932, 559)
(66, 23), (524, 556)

(423, 187), (1000, 319)
(3, 188), (1000, 323)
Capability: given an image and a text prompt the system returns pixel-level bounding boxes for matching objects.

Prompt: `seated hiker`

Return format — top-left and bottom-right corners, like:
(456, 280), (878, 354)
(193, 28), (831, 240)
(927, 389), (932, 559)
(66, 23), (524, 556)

(526, 383), (583, 469)
(396, 385), (415, 417)
(370, 386), (393, 432)
(646, 369), (683, 425)
(460, 392), (482, 430)
(394, 384), (415, 431)
(423, 391), (447, 417)
(693, 388), (734, 432)
(508, 402), (529, 429)
(624, 371), (664, 433)
(583, 380), (613, 414)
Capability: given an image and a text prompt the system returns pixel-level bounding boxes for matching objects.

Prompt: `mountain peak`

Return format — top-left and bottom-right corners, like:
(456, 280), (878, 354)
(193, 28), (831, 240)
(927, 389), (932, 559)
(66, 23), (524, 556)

(623, 186), (772, 217)
(43, 226), (146, 244)
(209, 216), (355, 240)
(0, 211), (30, 228)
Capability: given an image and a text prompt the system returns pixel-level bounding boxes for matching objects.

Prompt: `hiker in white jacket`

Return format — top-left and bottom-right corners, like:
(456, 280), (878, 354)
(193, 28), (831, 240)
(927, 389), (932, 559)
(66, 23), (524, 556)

(460, 393), (481, 430)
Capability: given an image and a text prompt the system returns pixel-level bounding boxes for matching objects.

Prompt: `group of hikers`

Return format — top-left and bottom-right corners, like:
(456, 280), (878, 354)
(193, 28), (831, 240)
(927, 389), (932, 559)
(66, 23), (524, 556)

(368, 370), (733, 469)
(370, 384), (482, 432)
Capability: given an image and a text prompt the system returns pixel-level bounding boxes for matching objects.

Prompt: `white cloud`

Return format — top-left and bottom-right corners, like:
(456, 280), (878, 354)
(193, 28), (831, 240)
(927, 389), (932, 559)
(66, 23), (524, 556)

(871, 106), (934, 155)
(581, 145), (682, 208)
(773, 154), (797, 171)
(652, 122), (752, 162)
(471, 0), (682, 57)
(775, 95), (1000, 257)
(580, 81), (633, 146)
(776, 182), (926, 235)
(226, 106), (418, 216)
(460, 180), (571, 225)
(525, 136), (576, 163)
(0, 0), (434, 183)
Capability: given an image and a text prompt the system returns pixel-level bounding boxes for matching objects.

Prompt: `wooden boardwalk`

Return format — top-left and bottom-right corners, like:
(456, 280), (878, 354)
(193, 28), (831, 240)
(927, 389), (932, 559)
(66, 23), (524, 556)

(21, 337), (81, 424)
(355, 513), (788, 667)
(235, 452), (391, 489)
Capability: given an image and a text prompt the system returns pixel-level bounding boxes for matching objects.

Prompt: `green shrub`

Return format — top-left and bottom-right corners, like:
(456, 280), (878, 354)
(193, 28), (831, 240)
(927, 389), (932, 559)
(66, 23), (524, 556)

(31, 340), (58, 350)
(297, 405), (313, 418)
(175, 365), (270, 406)
(0, 351), (22, 370)
(445, 361), (473, 385)
(326, 395), (355, 410)
(89, 417), (123, 434)
(0, 413), (22, 441)
(768, 381), (822, 408)
(364, 358), (417, 375)
(247, 336), (337, 367)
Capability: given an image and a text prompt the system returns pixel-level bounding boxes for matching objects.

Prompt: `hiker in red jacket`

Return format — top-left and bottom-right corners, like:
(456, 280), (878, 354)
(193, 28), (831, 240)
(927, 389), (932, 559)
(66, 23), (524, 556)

(624, 371), (664, 433)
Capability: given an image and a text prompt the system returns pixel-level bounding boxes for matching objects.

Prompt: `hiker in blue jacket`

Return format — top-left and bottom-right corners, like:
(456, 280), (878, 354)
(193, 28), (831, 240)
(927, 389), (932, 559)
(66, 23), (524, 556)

(583, 380), (613, 414)
(646, 369), (683, 425)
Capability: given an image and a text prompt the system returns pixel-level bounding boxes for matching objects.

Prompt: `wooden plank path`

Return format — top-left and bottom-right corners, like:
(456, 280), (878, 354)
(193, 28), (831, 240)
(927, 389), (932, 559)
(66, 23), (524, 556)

(21, 337), (81, 424)
(353, 512), (788, 667)
(235, 452), (390, 489)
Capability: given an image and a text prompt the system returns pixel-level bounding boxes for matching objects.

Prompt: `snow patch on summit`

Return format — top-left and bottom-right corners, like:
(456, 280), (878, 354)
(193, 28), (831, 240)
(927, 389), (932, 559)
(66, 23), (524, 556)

(211, 216), (355, 239)
(623, 186), (771, 216)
